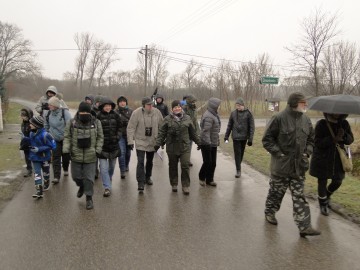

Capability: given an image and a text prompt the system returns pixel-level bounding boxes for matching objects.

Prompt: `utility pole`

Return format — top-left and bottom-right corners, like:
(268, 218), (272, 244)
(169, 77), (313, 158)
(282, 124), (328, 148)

(144, 44), (148, 96)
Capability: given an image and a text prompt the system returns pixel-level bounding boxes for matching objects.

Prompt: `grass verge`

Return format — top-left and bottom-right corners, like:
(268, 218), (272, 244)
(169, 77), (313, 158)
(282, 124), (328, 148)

(3, 102), (23, 124)
(219, 126), (360, 222)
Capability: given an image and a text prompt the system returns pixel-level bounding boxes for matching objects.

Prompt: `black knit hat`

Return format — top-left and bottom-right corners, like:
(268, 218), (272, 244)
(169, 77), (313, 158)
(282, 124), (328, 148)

(29, 115), (44, 128)
(287, 92), (306, 108)
(171, 100), (181, 109)
(78, 101), (92, 113)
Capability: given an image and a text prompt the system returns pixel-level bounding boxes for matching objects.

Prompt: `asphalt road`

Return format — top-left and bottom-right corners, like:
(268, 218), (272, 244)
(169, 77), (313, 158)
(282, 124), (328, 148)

(1, 98), (359, 269)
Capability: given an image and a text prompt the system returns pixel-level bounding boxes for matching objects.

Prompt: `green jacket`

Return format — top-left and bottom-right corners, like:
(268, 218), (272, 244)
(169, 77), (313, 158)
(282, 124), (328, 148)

(63, 114), (104, 163)
(183, 105), (200, 132)
(262, 106), (314, 179)
(156, 112), (200, 154)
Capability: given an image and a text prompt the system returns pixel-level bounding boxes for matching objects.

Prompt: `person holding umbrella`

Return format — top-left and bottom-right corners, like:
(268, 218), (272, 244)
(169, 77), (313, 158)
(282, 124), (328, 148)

(310, 113), (354, 216)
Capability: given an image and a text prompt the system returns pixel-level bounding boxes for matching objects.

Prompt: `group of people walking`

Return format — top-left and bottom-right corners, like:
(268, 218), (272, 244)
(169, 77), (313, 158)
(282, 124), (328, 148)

(18, 87), (354, 238)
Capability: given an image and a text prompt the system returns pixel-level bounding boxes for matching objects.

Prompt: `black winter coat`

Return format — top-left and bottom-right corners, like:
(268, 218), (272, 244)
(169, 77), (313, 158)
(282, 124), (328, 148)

(310, 119), (354, 180)
(20, 108), (33, 150)
(224, 109), (255, 142)
(155, 102), (169, 118)
(116, 106), (133, 137)
(96, 110), (122, 158)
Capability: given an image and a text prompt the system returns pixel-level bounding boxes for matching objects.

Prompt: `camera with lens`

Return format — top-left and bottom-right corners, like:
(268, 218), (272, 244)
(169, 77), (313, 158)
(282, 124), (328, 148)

(145, 127), (152, 137)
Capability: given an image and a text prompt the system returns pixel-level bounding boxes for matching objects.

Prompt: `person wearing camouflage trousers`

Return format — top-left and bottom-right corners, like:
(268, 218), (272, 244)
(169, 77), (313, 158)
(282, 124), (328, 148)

(262, 92), (321, 238)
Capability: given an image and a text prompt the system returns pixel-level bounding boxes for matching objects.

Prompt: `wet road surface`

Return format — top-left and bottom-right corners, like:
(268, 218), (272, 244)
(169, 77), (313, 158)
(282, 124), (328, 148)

(0, 148), (360, 269)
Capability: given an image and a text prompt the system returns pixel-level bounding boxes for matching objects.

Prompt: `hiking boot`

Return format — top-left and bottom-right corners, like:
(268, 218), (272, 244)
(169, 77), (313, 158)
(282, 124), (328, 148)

(24, 170), (32, 178)
(265, 214), (278, 225)
(77, 186), (84, 198)
(32, 185), (43, 199)
(235, 170), (241, 178)
(207, 181), (217, 187)
(52, 178), (60, 185)
(86, 197), (93, 210)
(300, 227), (321, 238)
(199, 180), (206, 186)
(146, 178), (153, 185)
(121, 174), (126, 179)
(182, 186), (190, 195)
(103, 189), (111, 197)
(43, 180), (50, 191)
(172, 185), (178, 192)
(318, 198), (329, 216)
(63, 171), (69, 176)
(138, 184), (144, 193)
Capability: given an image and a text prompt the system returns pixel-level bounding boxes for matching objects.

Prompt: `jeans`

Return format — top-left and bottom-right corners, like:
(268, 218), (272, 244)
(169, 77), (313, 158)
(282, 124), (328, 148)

(118, 137), (131, 174)
(52, 140), (70, 179)
(24, 150), (32, 171)
(233, 140), (247, 171)
(199, 146), (217, 183)
(99, 158), (116, 190)
(136, 150), (155, 185)
(32, 160), (50, 186)
(71, 162), (96, 196)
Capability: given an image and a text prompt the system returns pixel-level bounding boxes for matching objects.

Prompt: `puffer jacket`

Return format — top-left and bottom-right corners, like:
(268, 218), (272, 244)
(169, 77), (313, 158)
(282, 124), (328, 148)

(154, 94), (169, 118)
(97, 98), (122, 158)
(44, 108), (71, 141)
(127, 107), (163, 151)
(200, 98), (221, 147)
(116, 96), (133, 137)
(22, 128), (56, 162)
(310, 115), (354, 180)
(63, 113), (103, 163)
(262, 106), (314, 179)
(225, 109), (255, 142)
(156, 112), (200, 154)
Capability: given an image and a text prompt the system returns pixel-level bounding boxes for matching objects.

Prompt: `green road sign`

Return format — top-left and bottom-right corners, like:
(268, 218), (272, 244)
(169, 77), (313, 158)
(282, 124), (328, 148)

(260, 76), (279, 84)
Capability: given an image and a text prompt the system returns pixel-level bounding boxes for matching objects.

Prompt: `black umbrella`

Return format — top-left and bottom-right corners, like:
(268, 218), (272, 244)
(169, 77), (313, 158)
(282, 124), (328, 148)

(307, 94), (360, 115)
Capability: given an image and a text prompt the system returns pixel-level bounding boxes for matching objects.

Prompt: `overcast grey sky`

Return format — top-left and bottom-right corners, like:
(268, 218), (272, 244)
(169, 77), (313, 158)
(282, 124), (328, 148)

(0, 0), (359, 79)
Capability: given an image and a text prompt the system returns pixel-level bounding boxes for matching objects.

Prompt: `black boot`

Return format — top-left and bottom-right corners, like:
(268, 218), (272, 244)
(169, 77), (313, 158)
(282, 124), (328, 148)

(326, 190), (333, 209)
(32, 185), (43, 199)
(77, 186), (84, 198)
(318, 197), (329, 216)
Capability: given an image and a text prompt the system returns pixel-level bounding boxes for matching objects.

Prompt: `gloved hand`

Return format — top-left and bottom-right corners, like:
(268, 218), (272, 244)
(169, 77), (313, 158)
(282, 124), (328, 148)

(128, 144), (134, 151)
(247, 141), (253, 146)
(30, 147), (39, 153)
(154, 145), (160, 152)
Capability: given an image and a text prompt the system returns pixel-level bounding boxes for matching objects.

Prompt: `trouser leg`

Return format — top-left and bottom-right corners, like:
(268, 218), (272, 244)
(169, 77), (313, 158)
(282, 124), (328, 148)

(180, 152), (191, 187)
(168, 154), (179, 186)
(52, 141), (62, 179)
(199, 146), (211, 181)
(108, 158), (116, 180)
(118, 137), (126, 173)
(136, 150), (146, 185)
(289, 177), (311, 231)
(41, 161), (50, 181)
(328, 178), (343, 194)
(59, 140), (70, 171)
(265, 176), (288, 215)
(32, 161), (43, 185)
(24, 150), (32, 171)
(207, 147), (217, 183)
(145, 151), (155, 179)
(71, 162), (95, 197)
(99, 159), (112, 190)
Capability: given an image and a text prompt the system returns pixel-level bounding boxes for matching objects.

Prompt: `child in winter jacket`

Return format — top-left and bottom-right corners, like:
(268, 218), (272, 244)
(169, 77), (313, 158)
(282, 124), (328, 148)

(21, 115), (56, 198)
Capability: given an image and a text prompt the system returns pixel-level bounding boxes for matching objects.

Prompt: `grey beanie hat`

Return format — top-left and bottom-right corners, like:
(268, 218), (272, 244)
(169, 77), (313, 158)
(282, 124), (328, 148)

(287, 92), (306, 108)
(235, 98), (245, 106)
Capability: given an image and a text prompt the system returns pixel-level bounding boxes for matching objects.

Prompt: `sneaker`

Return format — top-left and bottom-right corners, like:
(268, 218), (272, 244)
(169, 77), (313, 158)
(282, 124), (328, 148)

(182, 186), (190, 195)
(199, 180), (206, 186)
(125, 166), (129, 172)
(103, 189), (111, 197)
(146, 178), (153, 185)
(300, 227), (321, 238)
(235, 170), (241, 178)
(121, 174), (126, 179)
(43, 180), (50, 191)
(77, 186), (84, 198)
(52, 178), (60, 185)
(86, 198), (94, 210)
(207, 181), (217, 187)
(32, 185), (43, 199)
(23, 170), (32, 178)
(172, 185), (178, 192)
(138, 184), (144, 193)
(265, 214), (278, 225)
(63, 171), (69, 176)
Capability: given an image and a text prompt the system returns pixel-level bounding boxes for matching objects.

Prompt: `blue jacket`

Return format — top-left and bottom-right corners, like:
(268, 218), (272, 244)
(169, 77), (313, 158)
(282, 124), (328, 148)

(45, 108), (71, 141)
(23, 128), (56, 162)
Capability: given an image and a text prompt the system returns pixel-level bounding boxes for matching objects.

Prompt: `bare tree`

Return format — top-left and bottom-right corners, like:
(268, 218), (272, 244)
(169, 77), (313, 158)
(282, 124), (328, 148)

(181, 59), (202, 89)
(74, 32), (93, 91)
(0, 21), (40, 99)
(286, 8), (339, 96)
(322, 41), (360, 94)
(97, 45), (118, 88)
(86, 39), (106, 90)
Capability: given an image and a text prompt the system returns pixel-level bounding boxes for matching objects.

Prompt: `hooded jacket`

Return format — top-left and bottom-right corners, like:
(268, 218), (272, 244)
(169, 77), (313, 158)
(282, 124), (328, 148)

(96, 98), (122, 158)
(310, 114), (354, 180)
(127, 106), (163, 151)
(44, 108), (72, 141)
(200, 98), (221, 147)
(35, 86), (59, 115)
(224, 108), (255, 142)
(262, 106), (314, 179)
(154, 94), (169, 118)
(116, 96), (133, 137)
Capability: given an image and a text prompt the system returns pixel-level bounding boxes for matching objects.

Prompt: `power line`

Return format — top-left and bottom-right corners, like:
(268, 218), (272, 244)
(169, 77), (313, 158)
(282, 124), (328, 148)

(30, 47), (141, 52)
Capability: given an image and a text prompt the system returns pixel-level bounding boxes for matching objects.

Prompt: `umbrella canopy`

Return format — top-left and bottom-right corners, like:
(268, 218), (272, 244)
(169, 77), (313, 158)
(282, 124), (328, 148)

(307, 94), (360, 115)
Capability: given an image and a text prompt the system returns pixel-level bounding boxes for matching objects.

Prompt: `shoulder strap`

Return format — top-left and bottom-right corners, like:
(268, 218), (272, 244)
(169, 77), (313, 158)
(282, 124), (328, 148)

(326, 120), (336, 139)
(61, 108), (65, 121)
(46, 110), (51, 123)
